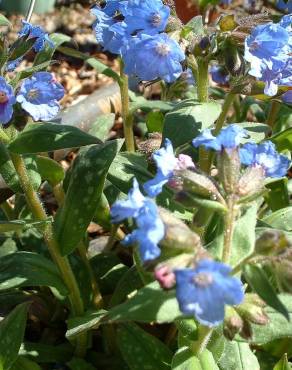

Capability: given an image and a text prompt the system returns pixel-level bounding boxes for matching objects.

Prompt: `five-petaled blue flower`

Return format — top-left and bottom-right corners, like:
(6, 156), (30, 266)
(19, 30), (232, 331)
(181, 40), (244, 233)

(240, 141), (291, 178)
(192, 124), (248, 151)
(16, 72), (65, 121)
(175, 259), (244, 327)
(19, 20), (54, 52)
(123, 33), (185, 82)
(111, 178), (165, 262)
(0, 78), (16, 125)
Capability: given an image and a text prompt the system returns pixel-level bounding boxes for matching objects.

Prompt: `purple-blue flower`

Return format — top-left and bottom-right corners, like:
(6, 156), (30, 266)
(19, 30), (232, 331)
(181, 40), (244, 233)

(239, 141), (291, 178)
(277, 0), (292, 12)
(123, 33), (185, 82)
(175, 260), (244, 327)
(192, 124), (248, 151)
(121, 0), (170, 34)
(16, 72), (64, 121)
(111, 178), (165, 262)
(0, 78), (16, 125)
(19, 20), (54, 52)
(144, 138), (195, 197)
(6, 57), (23, 72)
(282, 90), (292, 104)
(209, 65), (229, 85)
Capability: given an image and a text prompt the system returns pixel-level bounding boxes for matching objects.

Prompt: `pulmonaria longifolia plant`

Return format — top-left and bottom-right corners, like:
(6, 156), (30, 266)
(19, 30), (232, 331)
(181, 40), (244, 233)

(0, 0), (292, 369)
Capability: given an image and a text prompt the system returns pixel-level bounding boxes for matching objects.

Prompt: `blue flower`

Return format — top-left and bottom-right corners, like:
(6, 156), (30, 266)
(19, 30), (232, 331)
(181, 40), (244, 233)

(122, 0), (170, 34)
(19, 20), (54, 52)
(123, 33), (185, 82)
(175, 260), (244, 327)
(277, 0), (292, 12)
(0, 77), (16, 125)
(192, 124), (248, 151)
(110, 178), (165, 262)
(282, 90), (292, 104)
(239, 141), (291, 178)
(16, 72), (64, 121)
(209, 65), (229, 85)
(101, 0), (125, 16)
(111, 178), (146, 223)
(6, 57), (23, 72)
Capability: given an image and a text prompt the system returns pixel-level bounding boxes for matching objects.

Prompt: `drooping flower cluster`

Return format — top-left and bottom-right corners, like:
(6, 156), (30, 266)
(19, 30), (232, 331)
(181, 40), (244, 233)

(91, 0), (185, 82)
(193, 124), (291, 178)
(175, 260), (244, 327)
(0, 72), (64, 125)
(111, 178), (165, 262)
(244, 15), (292, 96)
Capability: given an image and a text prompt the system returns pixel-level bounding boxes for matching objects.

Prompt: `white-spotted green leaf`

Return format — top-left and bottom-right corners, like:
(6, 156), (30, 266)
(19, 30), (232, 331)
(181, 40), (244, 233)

(218, 342), (260, 370)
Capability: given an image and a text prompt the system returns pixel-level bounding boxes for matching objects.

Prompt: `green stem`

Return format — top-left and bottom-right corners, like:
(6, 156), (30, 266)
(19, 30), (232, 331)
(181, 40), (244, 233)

(78, 242), (103, 309)
(197, 59), (209, 103)
(190, 326), (213, 355)
(119, 60), (135, 152)
(222, 196), (236, 263)
(1, 200), (14, 219)
(231, 252), (257, 275)
(214, 93), (236, 135)
(10, 152), (87, 357)
(266, 100), (281, 129)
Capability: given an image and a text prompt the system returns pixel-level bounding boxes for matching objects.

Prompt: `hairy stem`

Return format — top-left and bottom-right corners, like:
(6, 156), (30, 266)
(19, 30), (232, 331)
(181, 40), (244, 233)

(266, 100), (281, 129)
(10, 152), (87, 357)
(214, 92), (236, 135)
(190, 326), (213, 355)
(197, 59), (209, 103)
(26, 0), (36, 22)
(119, 60), (135, 152)
(222, 196), (236, 263)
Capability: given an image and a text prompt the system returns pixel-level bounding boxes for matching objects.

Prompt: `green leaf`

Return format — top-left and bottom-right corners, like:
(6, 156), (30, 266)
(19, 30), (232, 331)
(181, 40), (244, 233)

(244, 265), (289, 321)
(271, 127), (292, 152)
(10, 357), (41, 370)
(88, 113), (115, 142)
(0, 220), (25, 233)
(186, 15), (204, 35)
(8, 123), (100, 154)
(129, 92), (174, 113)
(163, 100), (221, 148)
(55, 140), (122, 255)
(0, 14), (11, 27)
(33, 33), (71, 66)
(58, 46), (120, 81)
(11, 61), (54, 85)
(248, 295), (292, 345)
(66, 310), (107, 340)
(262, 207), (292, 231)
(273, 354), (291, 370)
(219, 342), (260, 370)
(117, 322), (172, 370)
(0, 303), (29, 370)
(265, 178), (290, 211)
(237, 122), (269, 143)
(0, 251), (68, 295)
(8, 38), (35, 61)
(172, 348), (219, 370)
(19, 342), (73, 363)
(146, 111), (165, 133)
(35, 156), (65, 186)
(104, 281), (182, 324)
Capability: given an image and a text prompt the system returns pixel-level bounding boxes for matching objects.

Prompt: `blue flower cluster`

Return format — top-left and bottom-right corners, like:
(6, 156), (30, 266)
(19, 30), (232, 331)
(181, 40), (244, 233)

(175, 260), (244, 327)
(111, 178), (165, 262)
(91, 0), (185, 82)
(110, 140), (194, 262)
(277, 0), (292, 12)
(0, 72), (64, 125)
(192, 124), (291, 178)
(244, 15), (292, 96)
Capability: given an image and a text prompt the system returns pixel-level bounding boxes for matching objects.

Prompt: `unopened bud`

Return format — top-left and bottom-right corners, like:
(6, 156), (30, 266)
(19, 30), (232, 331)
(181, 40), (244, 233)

(237, 166), (265, 199)
(159, 207), (201, 253)
(165, 15), (183, 32)
(274, 259), (292, 293)
(223, 307), (243, 340)
(178, 168), (223, 201)
(236, 302), (269, 326)
(255, 230), (289, 255)
(219, 14), (237, 32)
(155, 265), (176, 289)
(217, 148), (240, 194)
(240, 320), (253, 340)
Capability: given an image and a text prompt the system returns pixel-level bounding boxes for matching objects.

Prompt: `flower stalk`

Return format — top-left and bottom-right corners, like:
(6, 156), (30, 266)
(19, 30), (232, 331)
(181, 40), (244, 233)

(9, 152), (87, 357)
(190, 326), (213, 355)
(119, 59), (135, 152)
(222, 195), (237, 263)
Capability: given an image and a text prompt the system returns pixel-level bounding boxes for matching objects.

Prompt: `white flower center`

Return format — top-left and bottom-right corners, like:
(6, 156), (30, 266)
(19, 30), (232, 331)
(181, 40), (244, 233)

(0, 91), (8, 104)
(155, 42), (170, 56)
(151, 13), (162, 27)
(27, 88), (39, 100)
(193, 272), (214, 287)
